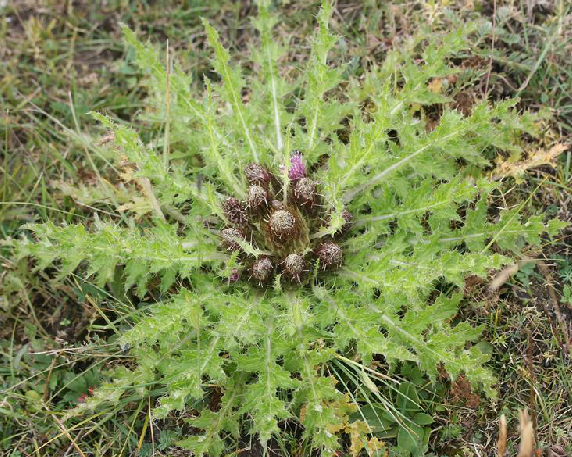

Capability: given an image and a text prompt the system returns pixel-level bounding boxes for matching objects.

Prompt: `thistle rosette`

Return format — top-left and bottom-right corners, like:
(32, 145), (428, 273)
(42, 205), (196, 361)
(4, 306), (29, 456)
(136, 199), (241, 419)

(18, 3), (567, 456)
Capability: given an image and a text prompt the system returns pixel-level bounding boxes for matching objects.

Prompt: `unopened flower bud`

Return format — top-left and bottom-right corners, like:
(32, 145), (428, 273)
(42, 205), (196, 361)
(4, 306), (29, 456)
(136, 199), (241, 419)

(228, 268), (240, 284)
(284, 253), (305, 280)
(245, 163), (271, 186)
(220, 227), (245, 252)
(222, 197), (248, 226)
(341, 209), (353, 230)
(271, 200), (285, 211)
(316, 241), (343, 270)
(326, 208), (354, 233)
(252, 256), (273, 284)
(247, 185), (268, 212)
(269, 209), (298, 240)
(293, 177), (317, 209)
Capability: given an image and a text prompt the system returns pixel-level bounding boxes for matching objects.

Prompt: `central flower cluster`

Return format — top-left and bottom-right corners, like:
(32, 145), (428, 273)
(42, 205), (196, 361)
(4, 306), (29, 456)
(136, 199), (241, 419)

(220, 152), (352, 286)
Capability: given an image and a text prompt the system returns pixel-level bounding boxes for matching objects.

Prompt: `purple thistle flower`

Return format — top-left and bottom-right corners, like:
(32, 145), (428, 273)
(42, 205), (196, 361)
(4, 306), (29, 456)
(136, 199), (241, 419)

(228, 268), (240, 284)
(288, 150), (306, 181)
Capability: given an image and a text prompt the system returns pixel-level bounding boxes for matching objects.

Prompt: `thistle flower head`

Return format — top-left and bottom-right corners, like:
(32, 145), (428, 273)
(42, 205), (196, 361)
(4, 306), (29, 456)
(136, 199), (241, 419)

(284, 253), (305, 280)
(245, 163), (271, 186)
(288, 150), (306, 181)
(222, 197), (248, 226)
(220, 227), (245, 252)
(251, 256), (273, 284)
(316, 241), (343, 270)
(293, 177), (317, 208)
(247, 185), (268, 212)
(269, 209), (298, 239)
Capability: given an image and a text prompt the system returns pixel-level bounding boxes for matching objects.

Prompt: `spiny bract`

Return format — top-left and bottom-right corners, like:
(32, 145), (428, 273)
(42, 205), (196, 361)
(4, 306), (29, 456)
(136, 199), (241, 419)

(16, 1), (566, 456)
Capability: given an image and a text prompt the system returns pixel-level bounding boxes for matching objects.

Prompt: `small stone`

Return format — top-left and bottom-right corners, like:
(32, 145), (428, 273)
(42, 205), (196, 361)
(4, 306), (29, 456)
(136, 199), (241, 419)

(247, 185), (268, 212)
(269, 209), (297, 240)
(222, 197), (248, 226)
(252, 257), (273, 284)
(316, 242), (343, 269)
(245, 163), (271, 186)
(220, 228), (245, 252)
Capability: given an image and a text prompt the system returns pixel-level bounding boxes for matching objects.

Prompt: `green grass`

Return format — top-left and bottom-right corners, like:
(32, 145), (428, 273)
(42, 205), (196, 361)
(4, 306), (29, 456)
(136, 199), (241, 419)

(1, 0), (571, 455)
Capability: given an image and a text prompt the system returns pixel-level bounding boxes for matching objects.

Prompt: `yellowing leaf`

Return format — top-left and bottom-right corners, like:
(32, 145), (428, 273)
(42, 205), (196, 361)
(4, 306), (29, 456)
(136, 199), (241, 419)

(428, 78), (443, 94)
(348, 420), (370, 457)
(491, 143), (567, 180)
(360, 370), (380, 394)
(367, 437), (386, 457)
(116, 196), (153, 218)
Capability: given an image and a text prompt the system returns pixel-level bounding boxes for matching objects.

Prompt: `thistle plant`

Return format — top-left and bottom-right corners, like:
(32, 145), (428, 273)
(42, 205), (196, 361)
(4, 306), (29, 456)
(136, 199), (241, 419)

(15, 1), (566, 455)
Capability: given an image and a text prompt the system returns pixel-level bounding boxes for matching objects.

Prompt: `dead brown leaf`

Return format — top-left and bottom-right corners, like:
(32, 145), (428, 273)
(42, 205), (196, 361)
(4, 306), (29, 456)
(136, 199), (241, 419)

(517, 409), (535, 457)
(489, 257), (535, 293)
(498, 414), (508, 457)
